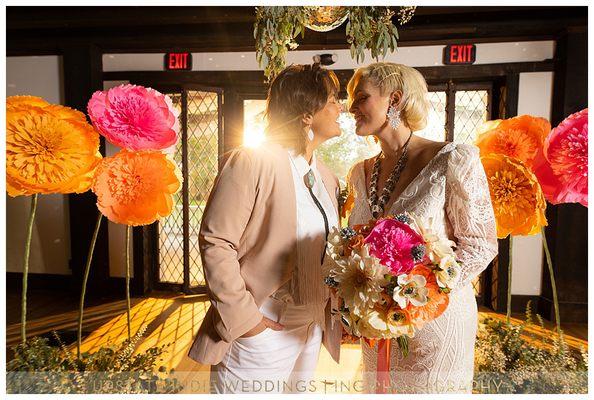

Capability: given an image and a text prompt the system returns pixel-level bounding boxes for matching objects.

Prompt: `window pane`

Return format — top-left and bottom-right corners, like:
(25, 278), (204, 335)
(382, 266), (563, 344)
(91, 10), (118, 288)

(454, 90), (489, 144)
(415, 91), (447, 142)
(317, 99), (380, 184)
(243, 99), (267, 148)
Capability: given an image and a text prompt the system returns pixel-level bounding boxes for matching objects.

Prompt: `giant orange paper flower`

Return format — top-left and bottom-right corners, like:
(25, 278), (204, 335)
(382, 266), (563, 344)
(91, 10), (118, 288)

(6, 102), (102, 197)
(481, 154), (547, 238)
(7, 95), (88, 122)
(476, 115), (551, 169)
(92, 150), (182, 226)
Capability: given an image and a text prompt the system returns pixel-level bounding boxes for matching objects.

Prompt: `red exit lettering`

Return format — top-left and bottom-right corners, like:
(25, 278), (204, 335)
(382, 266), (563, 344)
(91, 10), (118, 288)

(445, 44), (476, 65)
(165, 52), (192, 70)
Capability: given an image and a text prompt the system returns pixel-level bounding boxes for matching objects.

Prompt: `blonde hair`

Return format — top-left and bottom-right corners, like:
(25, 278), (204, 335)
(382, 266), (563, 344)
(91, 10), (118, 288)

(347, 62), (429, 132)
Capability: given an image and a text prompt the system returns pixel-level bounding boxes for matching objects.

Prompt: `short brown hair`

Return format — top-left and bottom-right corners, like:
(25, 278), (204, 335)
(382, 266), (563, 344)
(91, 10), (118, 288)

(265, 63), (339, 154)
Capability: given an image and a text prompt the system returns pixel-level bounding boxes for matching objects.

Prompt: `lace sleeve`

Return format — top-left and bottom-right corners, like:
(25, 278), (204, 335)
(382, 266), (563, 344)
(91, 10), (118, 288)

(445, 144), (498, 290)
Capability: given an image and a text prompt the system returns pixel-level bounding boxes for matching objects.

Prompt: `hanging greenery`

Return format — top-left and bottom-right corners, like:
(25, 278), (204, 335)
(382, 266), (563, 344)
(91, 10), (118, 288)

(254, 6), (417, 82)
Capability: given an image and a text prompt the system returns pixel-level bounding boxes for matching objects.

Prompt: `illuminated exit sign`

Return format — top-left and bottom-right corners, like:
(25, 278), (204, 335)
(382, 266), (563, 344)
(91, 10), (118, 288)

(165, 52), (192, 70)
(443, 44), (476, 65)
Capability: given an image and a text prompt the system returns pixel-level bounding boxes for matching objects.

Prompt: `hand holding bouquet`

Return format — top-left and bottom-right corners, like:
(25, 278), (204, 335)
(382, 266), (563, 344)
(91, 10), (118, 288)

(324, 213), (461, 355)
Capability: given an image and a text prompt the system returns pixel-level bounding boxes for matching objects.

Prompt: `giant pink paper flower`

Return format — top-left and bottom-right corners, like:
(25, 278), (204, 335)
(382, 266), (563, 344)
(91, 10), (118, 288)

(87, 84), (179, 151)
(533, 108), (588, 207)
(363, 218), (424, 275)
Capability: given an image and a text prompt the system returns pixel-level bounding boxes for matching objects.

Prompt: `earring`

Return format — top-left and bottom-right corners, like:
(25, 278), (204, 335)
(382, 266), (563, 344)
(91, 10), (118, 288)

(307, 129), (315, 141)
(387, 105), (401, 130)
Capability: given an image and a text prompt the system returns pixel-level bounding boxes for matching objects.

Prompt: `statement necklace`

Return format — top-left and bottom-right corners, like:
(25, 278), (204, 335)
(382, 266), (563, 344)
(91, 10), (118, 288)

(368, 132), (414, 219)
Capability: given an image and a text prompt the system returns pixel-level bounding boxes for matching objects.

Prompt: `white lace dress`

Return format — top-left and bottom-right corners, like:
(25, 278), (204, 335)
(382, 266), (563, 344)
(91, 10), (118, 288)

(347, 142), (498, 394)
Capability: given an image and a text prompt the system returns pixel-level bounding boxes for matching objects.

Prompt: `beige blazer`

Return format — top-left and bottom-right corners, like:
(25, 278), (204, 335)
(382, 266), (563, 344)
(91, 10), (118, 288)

(187, 141), (342, 365)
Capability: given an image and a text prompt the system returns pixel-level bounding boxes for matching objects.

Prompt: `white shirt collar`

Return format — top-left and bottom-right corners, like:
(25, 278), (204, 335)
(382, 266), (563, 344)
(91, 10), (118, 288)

(288, 149), (317, 177)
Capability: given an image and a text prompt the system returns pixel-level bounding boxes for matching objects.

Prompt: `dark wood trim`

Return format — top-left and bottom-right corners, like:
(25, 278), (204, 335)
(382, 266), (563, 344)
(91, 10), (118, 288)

(504, 73), (520, 118)
(5, 272), (149, 300)
(103, 61), (554, 82)
(104, 277), (150, 297)
(538, 29), (588, 325)
(222, 90), (245, 152)
(492, 238), (511, 313)
(7, 6), (586, 55)
(510, 295), (541, 315)
(538, 295), (588, 324)
(181, 89), (190, 294)
(149, 223), (160, 292)
(217, 88), (225, 168)
(63, 45), (110, 298)
(445, 80), (455, 142)
(132, 226), (147, 295)
(6, 272), (73, 293)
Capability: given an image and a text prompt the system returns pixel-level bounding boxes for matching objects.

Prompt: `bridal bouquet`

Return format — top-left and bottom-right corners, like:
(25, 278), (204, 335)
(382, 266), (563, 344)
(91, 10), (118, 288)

(324, 213), (460, 355)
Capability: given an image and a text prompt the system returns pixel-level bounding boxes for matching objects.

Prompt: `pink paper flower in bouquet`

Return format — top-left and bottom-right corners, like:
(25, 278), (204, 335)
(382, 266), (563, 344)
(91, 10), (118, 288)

(533, 108), (588, 207)
(363, 217), (425, 275)
(88, 84), (179, 151)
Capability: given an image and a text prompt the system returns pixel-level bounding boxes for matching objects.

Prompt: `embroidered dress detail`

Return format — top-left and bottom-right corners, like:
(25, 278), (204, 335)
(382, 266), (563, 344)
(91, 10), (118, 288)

(347, 142), (498, 393)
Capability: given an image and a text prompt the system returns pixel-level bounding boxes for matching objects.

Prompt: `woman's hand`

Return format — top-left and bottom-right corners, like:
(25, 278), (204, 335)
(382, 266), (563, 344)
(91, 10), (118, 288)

(240, 316), (285, 338)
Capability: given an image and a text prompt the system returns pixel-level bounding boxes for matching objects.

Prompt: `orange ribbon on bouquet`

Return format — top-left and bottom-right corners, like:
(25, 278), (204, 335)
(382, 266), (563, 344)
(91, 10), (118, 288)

(364, 338), (392, 394)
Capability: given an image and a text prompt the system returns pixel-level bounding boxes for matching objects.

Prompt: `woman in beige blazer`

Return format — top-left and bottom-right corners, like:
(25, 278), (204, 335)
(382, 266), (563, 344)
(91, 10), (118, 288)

(188, 64), (344, 393)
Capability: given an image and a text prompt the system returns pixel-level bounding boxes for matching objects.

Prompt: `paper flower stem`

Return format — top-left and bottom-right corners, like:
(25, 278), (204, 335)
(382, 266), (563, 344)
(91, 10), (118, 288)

(77, 212), (103, 359)
(21, 194), (38, 343)
(541, 227), (561, 336)
(126, 225), (132, 341)
(506, 235), (513, 325)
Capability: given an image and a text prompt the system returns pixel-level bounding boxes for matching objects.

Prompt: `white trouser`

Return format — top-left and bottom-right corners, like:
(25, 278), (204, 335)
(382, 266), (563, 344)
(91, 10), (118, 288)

(211, 296), (324, 394)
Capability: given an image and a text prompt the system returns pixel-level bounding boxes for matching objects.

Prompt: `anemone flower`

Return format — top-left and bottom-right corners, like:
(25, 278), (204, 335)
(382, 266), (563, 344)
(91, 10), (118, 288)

(405, 265), (449, 324)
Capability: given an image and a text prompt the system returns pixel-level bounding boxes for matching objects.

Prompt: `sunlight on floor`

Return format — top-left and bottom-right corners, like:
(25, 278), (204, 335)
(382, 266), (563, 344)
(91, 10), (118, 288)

(7, 294), (587, 394)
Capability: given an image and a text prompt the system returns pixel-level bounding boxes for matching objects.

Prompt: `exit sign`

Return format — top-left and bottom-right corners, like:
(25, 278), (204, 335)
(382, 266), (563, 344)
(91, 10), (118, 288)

(444, 44), (476, 65)
(165, 52), (192, 70)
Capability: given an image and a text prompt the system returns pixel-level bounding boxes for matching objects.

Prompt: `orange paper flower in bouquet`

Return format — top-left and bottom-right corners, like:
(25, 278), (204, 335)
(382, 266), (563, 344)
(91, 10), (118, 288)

(92, 150), (182, 226)
(476, 115), (551, 169)
(6, 99), (102, 197)
(405, 264), (449, 324)
(340, 189), (355, 220)
(481, 154), (547, 238)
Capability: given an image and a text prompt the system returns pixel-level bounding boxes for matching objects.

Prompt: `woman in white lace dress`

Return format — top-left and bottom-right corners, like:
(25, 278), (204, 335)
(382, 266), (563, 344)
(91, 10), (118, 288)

(345, 62), (498, 393)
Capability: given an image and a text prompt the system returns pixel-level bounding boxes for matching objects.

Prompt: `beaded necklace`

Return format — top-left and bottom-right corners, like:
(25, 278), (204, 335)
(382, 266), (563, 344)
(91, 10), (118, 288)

(368, 132), (414, 219)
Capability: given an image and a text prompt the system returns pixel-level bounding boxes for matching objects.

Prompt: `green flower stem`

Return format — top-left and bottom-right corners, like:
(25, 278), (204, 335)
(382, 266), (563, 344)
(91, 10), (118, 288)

(126, 225), (132, 341)
(77, 212), (103, 359)
(541, 227), (561, 336)
(506, 235), (513, 325)
(21, 194), (39, 343)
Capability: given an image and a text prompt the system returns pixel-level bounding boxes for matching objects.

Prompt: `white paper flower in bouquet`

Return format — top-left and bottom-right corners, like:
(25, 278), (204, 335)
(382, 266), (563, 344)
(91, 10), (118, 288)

(435, 254), (461, 290)
(393, 274), (429, 308)
(364, 307), (416, 338)
(410, 214), (456, 263)
(327, 226), (343, 255)
(334, 246), (389, 316)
